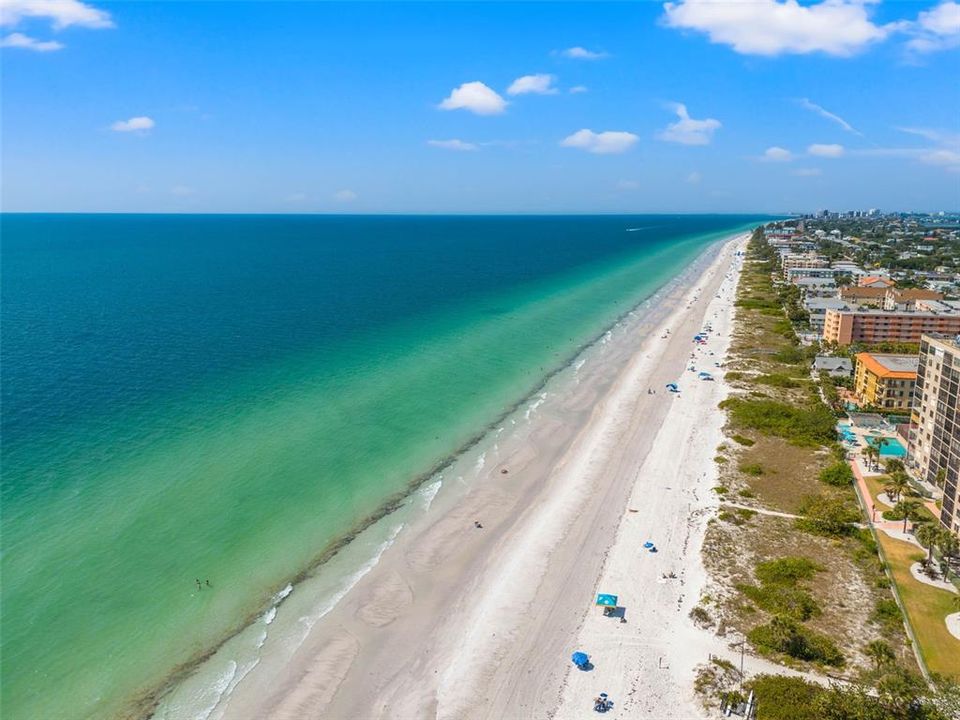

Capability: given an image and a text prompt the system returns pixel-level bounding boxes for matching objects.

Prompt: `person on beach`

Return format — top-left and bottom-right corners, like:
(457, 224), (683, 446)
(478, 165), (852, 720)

(474, 521), (483, 529)
(205, 579), (211, 587)
(195, 579), (201, 591)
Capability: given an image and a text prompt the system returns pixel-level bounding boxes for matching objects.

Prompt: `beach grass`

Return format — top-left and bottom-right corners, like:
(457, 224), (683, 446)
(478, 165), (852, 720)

(703, 228), (919, 677)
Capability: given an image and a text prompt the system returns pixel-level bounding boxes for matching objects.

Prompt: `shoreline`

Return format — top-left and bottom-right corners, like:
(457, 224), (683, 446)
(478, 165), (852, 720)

(189, 231), (749, 719)
(143, 231), (739, 720)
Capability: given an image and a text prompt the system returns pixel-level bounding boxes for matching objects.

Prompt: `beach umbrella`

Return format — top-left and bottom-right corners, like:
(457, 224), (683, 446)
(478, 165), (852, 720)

(665, 383), (678, 391)
(571, 651), (589, 667)
(596, 593), (618, 607)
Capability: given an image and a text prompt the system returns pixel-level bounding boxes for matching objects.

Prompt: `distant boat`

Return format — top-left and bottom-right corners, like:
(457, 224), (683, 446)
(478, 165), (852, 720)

(625, 228), (641, 232)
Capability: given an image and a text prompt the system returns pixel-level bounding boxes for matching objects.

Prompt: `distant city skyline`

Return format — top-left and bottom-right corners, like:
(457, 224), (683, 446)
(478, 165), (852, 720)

(2, 0), (959, 213)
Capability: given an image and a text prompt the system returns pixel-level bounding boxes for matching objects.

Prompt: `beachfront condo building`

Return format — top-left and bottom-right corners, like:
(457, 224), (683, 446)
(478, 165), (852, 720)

(853, 353), (918, 410)
(839, 286), (887, 307)
(883, 288), (945, 311)
(822, 307), (960, 345)
(908, 335), (960, 534)
(781, 254), (830, 275)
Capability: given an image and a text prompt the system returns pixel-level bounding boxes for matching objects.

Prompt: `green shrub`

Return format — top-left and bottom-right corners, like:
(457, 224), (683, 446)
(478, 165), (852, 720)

(740, 462), (765, 476)
(731, 434), (755, 446)
(737, 297), (780, 310)
(747, 674), (824, 720)
(748, 616), (845, 667)
(719, 398), (836, 446)
(689, 606), (713, 627)
(772, 347), (809, 365)
(739, 489), (757, 498)
(756, 373), (802, 389)
(738, 583), (821, 621)
(819, 461), (854, 487)
(871, 598), (903, 633)
(796, 495), (860, 537)
(755, 557), (823, 585)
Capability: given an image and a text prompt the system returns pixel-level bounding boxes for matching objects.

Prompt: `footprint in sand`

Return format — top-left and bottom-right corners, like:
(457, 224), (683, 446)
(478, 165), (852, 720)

(355, 570), (413, 627)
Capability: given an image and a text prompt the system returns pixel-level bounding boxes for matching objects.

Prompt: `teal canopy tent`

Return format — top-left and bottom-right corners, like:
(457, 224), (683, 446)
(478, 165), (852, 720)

(595, 593), (618, 607)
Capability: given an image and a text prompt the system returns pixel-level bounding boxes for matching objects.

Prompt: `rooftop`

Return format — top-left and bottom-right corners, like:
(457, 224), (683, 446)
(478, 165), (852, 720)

(922, 333), (960, 352)
(856, 352), (919, 378)
(840, 286), (886, 298)
(814, 356), (853, 372)
(805, 297), (850, 310)
(825, 306), (960, 317)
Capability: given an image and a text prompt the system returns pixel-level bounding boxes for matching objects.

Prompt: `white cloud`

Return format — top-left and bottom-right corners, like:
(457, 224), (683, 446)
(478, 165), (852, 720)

(560, 129), (638, 155)
(558, 46), (609, 60)
(507, 73), (558, 96)
(438, 81), (507, 115)
(687, 171), (702, 184)
(617, 180), (641, 190)
(897, 127), (960, 146)
(662, 0), (890, 57)
(170, 185), (194, 196)
(807, 143), (845, 157)
(895, 127), (960, 172)
(797, 98), (861, 136)
(111, 116), (155, 133)
(845, 130), (960, 172)
(792, 168), (823, 177)
(333, 189), (358, 203)
(762, 146), (793, 162)
(0, 31), (62, 50)
(427, 139), (478, 151)
(569, 85), (589, 94)
(656, 103), (720, 146)
(905, 1), (960, 54)
(0, 0), (113, 29)
(920, 148), (960, 169)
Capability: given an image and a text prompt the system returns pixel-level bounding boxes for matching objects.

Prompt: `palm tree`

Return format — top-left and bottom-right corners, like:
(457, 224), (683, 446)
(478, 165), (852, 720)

(916, 524), (939, 562)
(939, 530), (959, 561)
(938, 468), (950, 490)
(885, 471), (911, 504)
(938, 530), (959, 581)
(863, 445), (880, 472)
(864, 639), (895, 672)
(884, 458), (905, 475)
(895, 499), (921, 533)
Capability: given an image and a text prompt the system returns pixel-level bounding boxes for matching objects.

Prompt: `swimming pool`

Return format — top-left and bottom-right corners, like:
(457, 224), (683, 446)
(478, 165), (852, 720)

(867, 436), (907, 457)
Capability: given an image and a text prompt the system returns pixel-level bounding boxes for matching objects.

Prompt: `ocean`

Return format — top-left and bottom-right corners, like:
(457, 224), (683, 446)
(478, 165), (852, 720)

(0, 214), (765, 719)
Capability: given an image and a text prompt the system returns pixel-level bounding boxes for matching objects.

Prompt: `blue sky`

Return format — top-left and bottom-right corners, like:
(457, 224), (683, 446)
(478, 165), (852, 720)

(2, 0), (959, 213)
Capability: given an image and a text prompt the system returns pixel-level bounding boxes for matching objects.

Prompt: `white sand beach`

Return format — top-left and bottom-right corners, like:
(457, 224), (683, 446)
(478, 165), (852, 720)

(216, 233), (750, 720)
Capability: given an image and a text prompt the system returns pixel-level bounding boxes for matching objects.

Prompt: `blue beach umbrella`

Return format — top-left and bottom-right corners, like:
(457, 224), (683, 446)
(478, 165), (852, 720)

(643, 541), (654, 549)
(596, 593), (618, 607)
(571, 651), (589, 667)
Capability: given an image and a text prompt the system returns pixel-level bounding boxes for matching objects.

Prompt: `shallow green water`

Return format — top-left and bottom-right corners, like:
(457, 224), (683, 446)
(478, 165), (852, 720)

(1, 214), (763, 718)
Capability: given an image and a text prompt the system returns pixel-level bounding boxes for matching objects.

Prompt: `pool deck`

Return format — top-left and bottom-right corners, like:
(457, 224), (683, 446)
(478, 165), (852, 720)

(837, 419), (907, 461)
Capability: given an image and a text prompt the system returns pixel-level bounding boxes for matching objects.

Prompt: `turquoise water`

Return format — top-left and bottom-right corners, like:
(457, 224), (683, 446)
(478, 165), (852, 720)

(1, 214), (764, 719)
(867, 436), (907, 457)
